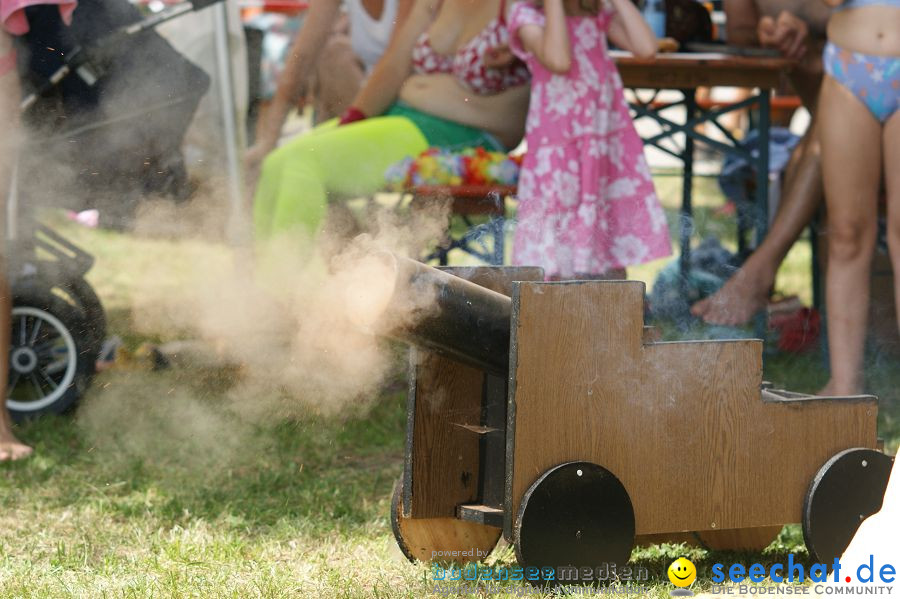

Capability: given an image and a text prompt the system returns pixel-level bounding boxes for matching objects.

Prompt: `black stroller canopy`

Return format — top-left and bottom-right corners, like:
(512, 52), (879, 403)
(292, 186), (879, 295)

(14, 0), (212, 223)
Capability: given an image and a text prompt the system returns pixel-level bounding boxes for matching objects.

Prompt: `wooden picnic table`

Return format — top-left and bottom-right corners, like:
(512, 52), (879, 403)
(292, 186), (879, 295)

(614, 51), (793, 89)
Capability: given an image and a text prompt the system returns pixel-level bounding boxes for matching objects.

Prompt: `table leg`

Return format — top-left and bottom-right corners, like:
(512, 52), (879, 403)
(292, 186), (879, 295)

(753, 89), (771, 342)
(679, 89), (697, 285)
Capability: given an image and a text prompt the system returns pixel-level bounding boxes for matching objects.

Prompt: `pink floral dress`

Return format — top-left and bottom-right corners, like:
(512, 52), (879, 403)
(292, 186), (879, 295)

(509, 2), (671, 278)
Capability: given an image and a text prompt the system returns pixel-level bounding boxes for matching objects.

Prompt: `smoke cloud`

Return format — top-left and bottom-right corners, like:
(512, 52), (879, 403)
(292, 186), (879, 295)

(12, 1), (454, 468)
(78, 193), (451, 469)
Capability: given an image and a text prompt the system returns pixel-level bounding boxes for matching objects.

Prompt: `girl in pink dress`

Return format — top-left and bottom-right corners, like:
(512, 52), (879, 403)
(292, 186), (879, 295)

(509, 0), (671, 279)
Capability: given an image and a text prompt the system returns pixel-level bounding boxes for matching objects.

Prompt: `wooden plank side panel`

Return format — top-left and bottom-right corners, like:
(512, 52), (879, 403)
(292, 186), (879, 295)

(409, 266), (543, 520)
(508, 282), (645, 533)
(410, 353), (485, 518)
(509, 281), (878, 537)
(639, 341), (764, 533)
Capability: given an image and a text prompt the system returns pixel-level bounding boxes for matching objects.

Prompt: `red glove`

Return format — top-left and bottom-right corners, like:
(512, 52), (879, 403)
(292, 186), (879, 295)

(338, 107), (367, 126)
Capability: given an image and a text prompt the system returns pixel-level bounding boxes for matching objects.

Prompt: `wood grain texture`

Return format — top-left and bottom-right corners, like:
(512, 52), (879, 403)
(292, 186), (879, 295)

(407, 267), (543, 519)
(393, 480), (501, 563)
(696, 526), (783, 552)
(634, 532), (699, 547)
(613, 52), (792, 88)
(409, 353), (486, 518)
(508, 281), (878, 538)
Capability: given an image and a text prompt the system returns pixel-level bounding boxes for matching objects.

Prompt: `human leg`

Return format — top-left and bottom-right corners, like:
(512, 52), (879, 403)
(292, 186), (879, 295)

(253, 116), (429, 239)
(0, 264), (32, 461)
(818, 74), (882, 396)
(884, 111), (900, 341)
(691, 117), (824, 325)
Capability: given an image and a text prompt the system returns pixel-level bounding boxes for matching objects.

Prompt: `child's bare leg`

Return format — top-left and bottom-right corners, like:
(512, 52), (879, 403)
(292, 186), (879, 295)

(819, 75), (882, 396)
(0, 267), (32, 461)
(884, 112), (900, 344)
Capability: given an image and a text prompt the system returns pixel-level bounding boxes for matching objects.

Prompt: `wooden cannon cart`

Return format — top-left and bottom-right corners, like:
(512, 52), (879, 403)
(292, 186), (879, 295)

(362, 258), (894, 580)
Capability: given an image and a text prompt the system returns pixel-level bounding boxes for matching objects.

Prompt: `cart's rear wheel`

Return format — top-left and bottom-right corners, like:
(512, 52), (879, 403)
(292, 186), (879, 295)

(803, 448), (894, 564)
(390, 478), (501, 564)
(7, 287), (93, 420)
(514, 462), (634, 586)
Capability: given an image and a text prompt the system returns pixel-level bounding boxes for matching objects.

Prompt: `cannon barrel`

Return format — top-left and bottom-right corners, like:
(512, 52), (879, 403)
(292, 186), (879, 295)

(348, 254), (512, 374)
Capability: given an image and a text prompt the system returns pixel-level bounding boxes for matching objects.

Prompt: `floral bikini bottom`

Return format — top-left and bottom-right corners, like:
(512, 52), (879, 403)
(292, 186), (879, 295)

(824, 41), (900, 123)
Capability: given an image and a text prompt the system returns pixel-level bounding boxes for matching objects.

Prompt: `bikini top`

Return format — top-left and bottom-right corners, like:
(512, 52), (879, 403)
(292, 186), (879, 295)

(833, 0), (900, 11)
(411, 0), (530, 95)
(347, 0), (397, 72)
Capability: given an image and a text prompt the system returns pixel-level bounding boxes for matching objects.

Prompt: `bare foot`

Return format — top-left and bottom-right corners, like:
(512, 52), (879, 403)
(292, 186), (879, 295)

(690, 260), (774, 326)
(0, 436), (33, 462)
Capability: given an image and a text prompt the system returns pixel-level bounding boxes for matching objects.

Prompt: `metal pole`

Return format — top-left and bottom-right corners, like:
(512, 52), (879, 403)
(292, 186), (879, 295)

(211, 2), (246, 245)
(753, 89), (771, 343)
(679, 89), (697, 285)
(754, 89), (771, 249)
(6, 160), (18, 242)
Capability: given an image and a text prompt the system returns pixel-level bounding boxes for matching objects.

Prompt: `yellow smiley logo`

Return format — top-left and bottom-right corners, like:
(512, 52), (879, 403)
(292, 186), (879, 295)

(668, 557), (697, 588)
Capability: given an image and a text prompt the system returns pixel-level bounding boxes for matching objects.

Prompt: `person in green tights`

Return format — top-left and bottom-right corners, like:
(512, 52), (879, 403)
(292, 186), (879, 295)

(253, 0), (531, 240)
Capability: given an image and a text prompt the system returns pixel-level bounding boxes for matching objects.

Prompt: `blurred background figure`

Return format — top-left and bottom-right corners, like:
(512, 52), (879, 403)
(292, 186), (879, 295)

(691, 0), (832, 325)
(0, 0), (74, 460)
(244, 0), (413, 180)
(13, 0), (212, 229)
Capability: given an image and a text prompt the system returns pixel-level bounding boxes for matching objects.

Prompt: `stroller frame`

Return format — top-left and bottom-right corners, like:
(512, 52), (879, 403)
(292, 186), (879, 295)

(4, 0), (224, 420)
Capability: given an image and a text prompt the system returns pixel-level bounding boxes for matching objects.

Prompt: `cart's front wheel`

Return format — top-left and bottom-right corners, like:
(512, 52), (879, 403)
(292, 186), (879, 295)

(514, 461), (634, 586)
(390, 477), (501, 564)
(803, 448), (894, 564)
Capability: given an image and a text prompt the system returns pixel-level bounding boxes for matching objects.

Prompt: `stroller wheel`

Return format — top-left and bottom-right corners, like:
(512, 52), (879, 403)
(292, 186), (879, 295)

(14, 268), (108, 371)
(7, 287), (94, 421)
(53, 275), (107, 366)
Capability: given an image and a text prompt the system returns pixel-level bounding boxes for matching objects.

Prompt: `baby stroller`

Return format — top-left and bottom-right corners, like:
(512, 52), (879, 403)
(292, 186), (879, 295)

(6, 0), (218, 420)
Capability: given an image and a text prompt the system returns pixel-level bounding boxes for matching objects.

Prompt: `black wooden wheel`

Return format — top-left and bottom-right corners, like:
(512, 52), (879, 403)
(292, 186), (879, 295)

(803, 448), (894, 564)
(514, 462), (635, 586)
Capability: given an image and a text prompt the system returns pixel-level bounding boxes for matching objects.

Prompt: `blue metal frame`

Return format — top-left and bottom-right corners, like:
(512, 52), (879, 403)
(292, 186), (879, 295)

(422, 190), (507, 266)
(629, 88), (771, 265)
(629, 87), (771, 337)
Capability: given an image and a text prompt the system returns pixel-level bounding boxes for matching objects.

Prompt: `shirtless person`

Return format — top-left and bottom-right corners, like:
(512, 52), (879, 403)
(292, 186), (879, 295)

(690, 0), (832, 325)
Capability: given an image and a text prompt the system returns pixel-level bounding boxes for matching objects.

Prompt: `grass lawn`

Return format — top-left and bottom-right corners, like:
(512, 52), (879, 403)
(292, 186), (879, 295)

(2, 180), (898, 598)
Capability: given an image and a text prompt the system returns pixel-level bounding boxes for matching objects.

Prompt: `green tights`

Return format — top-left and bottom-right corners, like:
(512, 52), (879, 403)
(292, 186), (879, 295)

(253, 116), (429, 239)
(252, 105), (505, 239)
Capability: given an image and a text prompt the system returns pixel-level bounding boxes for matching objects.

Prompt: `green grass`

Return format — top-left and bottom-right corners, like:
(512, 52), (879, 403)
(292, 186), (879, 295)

(2, 184), (898, 598)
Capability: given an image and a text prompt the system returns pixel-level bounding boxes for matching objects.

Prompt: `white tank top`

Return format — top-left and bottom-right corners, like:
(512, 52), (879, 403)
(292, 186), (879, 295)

(346, 0), (398, 72)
